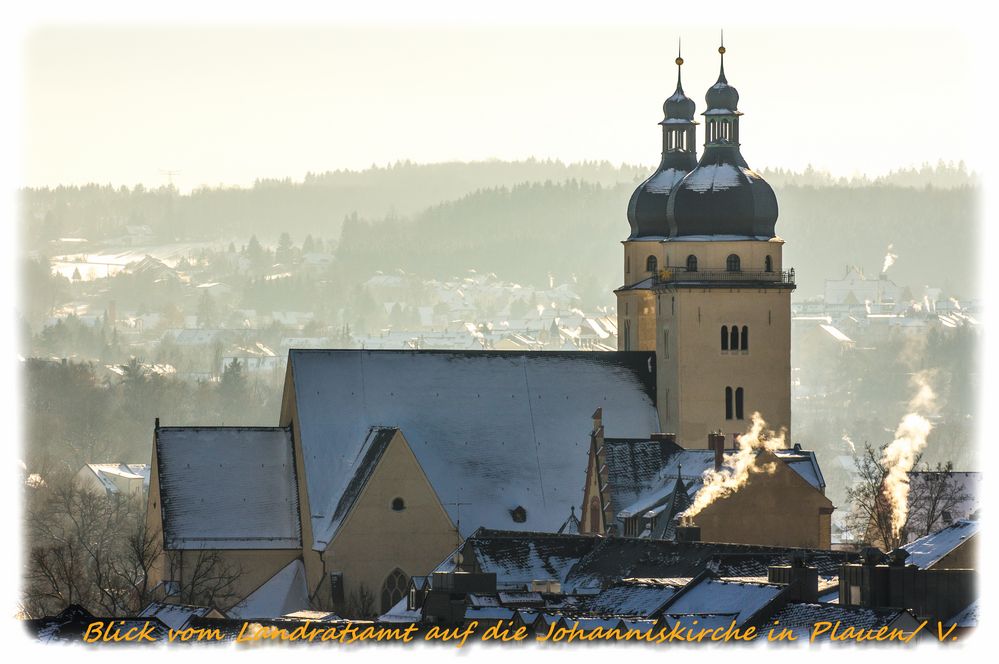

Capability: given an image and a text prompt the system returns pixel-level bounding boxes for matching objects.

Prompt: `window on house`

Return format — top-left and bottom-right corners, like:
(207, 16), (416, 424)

(663, 328), (670, 358)
(721, 325), (729, 351)
(646, 255), (658, 273)
(511, 506), (527, 523)
(725, 387), (733, 420)
(381, 568), (409, 613)
(735, 387), (745, 420)
(730, 325), (739, 350)
(765, 255), (773, 272)
(391, 497), (405, 511)
(726, 254), (741, 272)
(686, 255), (698, 272)
(741, 326), (749, 351)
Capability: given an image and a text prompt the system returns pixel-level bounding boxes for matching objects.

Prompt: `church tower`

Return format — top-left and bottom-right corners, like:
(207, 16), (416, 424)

(618, 40), (795, 447)
(616, 46), (698, 351)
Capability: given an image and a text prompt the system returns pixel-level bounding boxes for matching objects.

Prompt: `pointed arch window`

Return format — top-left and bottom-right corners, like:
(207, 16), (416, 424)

(735, 387), (745, 420)
(646, 255), (658, 273)
(741, 326), (749, 351)
(765, 255), (773, 273)
(726, 254), (741, 272)
(686, 255), (698, 272)
(725, 386), (734, 420)
(381, 568), (409, 613)
(730, 325), (739, 350)
(721, 325), (729, 351)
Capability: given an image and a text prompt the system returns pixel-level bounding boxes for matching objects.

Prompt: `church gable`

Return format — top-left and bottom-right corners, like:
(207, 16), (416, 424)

(323, 427), (459, 614)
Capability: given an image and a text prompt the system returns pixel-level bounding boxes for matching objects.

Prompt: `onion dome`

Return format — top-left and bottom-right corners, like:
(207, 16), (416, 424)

(666, 39), (778, 238)
(627, 45), (699, 239)
(705, 45), (739, 111)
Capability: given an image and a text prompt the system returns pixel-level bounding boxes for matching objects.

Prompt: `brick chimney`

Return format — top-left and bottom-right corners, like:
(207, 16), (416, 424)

(708, 432), (725, 470)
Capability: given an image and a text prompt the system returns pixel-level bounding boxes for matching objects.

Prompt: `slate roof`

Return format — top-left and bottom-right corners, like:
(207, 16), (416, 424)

(443, 529), (857, 593)
(661, 577), (784, 626)
(156, 426), (301, 550)
(768, 602), (915, 636)
(285, 349), (659, 548)
(601, 441), (827, 538)
(138, 601), (220, 630)
(581, 581), (682, 617)
(901, 520), (978, 569)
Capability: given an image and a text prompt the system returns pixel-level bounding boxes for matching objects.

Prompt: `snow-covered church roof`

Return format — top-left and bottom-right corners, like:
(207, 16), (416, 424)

(283, 349), (660, 549)
(156, 426), (302, 550)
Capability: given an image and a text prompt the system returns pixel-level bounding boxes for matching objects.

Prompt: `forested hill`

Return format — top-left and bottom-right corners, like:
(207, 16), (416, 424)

(334, 180), (978, 300)
(22, 160), (978, 299)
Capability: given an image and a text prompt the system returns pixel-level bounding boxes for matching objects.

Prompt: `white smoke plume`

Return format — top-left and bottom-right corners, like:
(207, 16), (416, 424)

(880, 374), (936, 539)
(842, 434), (856, 454)
(882, 244), (898, 273)
(683, 413), (786, 519)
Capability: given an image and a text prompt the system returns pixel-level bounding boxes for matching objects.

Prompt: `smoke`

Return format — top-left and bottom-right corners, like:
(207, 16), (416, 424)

(683, 413), (786, 519)
(842, 434), (856, 454)
(879, 374), (936, 539)
(881, 244), (898, 273)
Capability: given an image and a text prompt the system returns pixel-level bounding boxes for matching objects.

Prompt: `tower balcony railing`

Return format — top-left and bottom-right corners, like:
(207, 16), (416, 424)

(652, 267), (795, 287)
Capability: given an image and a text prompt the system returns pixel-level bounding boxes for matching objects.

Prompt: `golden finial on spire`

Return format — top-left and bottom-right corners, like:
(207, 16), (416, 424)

(719, 29), (726, 54)
(676, 37), (683, 66)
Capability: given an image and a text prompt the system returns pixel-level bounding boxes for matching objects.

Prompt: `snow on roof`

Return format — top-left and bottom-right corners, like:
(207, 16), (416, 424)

(902, 520), (978, 569)
(380, 596), (422, 623)
(228, 559), (310, 619)
(138, 602), (217, 631)
(663, 578), (784, 625)
(819, 323), (853, 343)
(286, 350), (659, 547)
(156, 427), (301, 550)
(948, 600), (978, 627)
(773, 448), (826, 492)
(583, 583), (680, 617)
(768, 602), (912, 637)
(680, 163), (753, 193)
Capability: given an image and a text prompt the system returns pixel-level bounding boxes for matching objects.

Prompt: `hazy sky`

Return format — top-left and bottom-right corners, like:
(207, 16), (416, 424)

(19, 21), (981, 193)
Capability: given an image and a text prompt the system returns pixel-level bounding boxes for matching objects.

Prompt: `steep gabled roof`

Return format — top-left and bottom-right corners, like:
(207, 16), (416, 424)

(284, 349), (659, 548)
(156, 426), (301, 550)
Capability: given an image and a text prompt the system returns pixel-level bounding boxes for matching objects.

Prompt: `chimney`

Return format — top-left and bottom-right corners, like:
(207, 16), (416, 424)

(676, 517), (701, 543)
(592, 407), (602, 433)
(768, 555), (819, 603)
(708, 432), (725, 471)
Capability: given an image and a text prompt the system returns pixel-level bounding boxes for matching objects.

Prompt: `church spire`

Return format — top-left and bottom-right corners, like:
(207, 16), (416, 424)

(626, 38), (698, 239)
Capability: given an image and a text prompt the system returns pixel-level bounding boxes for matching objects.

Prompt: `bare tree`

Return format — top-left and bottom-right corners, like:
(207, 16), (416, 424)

(343, 583), (375, 619)
(165, 549), (242, 609)
(905, 461), (972, 538)
(22, 473), (241, 618)
(845, 442), (969, 551)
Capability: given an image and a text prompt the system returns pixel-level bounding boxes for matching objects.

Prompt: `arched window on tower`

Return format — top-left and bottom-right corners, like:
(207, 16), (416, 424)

(726, 254), (741, 272)
(765, 255), (773, 273)
(686, 255), (698, 272)
(725, 387), (734, 420)
(381, 568), (409, 613)
(735, 387), (745, 420)
(721, 325), (729, 351)
(646, 255), (658, 273)
(730, 325), (739, 350)
(741, 326), (749, 351)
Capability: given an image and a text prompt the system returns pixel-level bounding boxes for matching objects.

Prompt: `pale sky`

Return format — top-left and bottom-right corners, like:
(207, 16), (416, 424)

(20, 23), (980, 193)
